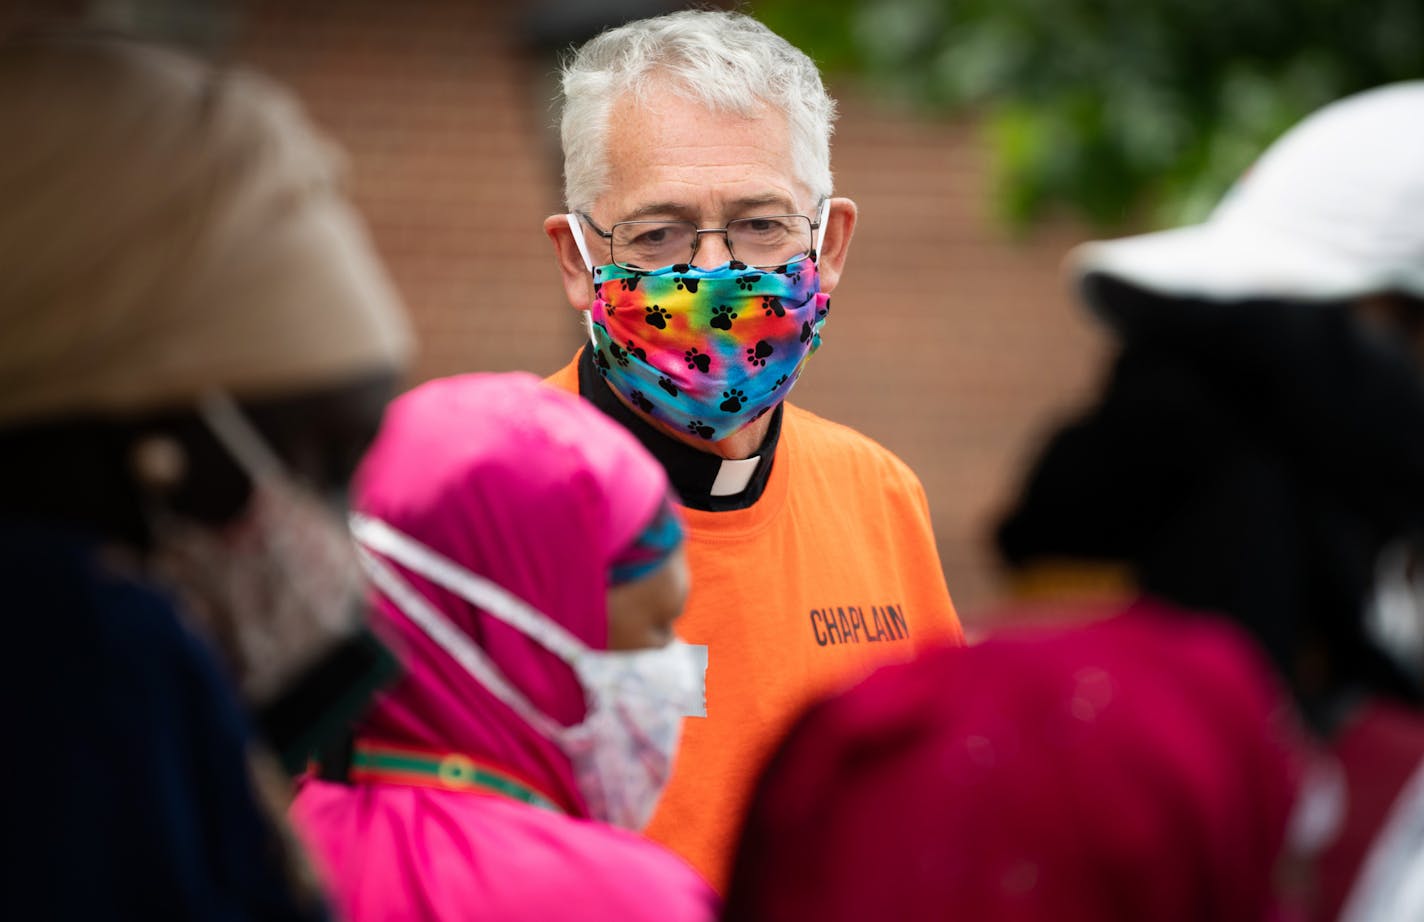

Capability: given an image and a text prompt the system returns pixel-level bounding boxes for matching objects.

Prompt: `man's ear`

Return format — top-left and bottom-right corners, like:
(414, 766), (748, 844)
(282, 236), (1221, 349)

(816, 197), (858, 294)
(544, 214), (596, 312)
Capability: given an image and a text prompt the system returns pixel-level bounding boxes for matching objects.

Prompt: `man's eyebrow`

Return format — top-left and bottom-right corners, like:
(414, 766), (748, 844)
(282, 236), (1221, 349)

(618, 194), (799, 223)
(727, 194), (797, 213)
(619, 201), (695, 221)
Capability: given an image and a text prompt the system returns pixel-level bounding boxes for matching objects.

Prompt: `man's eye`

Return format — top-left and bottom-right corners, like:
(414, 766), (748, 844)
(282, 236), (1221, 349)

(741, 217), (789, 236)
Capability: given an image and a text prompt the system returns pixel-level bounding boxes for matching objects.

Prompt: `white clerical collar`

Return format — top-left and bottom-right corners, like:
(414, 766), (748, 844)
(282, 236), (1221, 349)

(710, 456), (761, 496)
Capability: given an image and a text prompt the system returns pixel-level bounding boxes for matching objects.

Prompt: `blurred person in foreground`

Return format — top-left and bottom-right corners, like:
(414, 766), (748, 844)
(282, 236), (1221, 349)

(992, 82), (1424, 921)
(725, 609), (1313, 921)
(540, 10), (962, 888)
(0, 33), (410, 919)
(291, 373), (717, 922)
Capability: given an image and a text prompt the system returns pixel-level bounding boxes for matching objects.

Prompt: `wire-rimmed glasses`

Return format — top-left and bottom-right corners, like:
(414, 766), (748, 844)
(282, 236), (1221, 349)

(579, 205), (823, 271)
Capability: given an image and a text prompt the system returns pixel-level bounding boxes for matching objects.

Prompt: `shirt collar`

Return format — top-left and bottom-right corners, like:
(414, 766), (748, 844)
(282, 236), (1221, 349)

(576, 348), (781, 512)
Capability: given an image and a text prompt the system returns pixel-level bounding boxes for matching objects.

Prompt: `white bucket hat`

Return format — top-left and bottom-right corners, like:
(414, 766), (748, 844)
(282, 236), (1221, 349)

(1073, 81), (1424, 305)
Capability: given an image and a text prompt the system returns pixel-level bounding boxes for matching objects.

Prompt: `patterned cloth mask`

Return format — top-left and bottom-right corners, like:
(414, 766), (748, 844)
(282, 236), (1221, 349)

(568, 213), (832, 443)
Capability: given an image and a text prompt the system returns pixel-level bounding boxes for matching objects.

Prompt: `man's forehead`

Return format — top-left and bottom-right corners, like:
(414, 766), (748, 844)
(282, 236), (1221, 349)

(594, 85), (809, 221)
(617, 192), (800, 221)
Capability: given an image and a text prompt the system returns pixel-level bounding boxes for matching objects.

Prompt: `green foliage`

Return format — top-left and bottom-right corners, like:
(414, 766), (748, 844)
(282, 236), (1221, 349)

(753, 0), (1424, 229)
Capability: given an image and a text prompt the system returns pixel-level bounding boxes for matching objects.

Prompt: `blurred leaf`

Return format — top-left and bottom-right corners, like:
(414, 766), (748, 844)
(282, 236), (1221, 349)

(752, 0), (1424, 230)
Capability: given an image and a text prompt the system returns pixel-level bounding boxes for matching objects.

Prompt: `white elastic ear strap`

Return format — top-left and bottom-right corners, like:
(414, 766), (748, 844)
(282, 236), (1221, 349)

(815, 198), (831, 256)
(565, 213), (595, 273)
(566, 215), (600, 346)
(350, 514), (589, 663)
(197, 390), (286, 484)
(355, 546), (564, 739)
(581, 309), (598, 347)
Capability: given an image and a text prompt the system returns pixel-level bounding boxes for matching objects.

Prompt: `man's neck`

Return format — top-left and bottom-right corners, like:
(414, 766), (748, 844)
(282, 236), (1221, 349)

(576, 348), (781, 512)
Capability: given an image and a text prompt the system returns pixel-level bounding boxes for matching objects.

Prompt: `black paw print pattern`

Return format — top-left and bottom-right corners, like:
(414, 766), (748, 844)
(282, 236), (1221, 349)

(761, 295), (786, 318)
(684, 348), (711, 373)
(687, 420), (715, 440)
(729, 260), (748, 270)
(644, 305), (671, 329)
(624, 340), (647, 363)
(658, 376), (679, 397)
(710, 305), (738, 330)
(674, 277), (700, 293)
(609, 342), (630, 367)
(773, 374), (789, 390)
(746, 340), (774, 367)
(618, 275), (642, 292)
(800, 321), (813, 344)
(629, 390), (654, 414)
(735, 273), (764, 291)
(720, 388), (746, 412)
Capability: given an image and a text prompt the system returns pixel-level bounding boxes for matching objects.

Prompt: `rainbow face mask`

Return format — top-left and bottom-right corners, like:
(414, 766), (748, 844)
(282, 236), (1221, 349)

(566, 209), (831, 443)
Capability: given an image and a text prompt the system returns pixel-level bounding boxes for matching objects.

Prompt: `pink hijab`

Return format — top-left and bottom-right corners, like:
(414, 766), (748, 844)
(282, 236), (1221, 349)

(725, 602), (1308, 922)
(292, 373), (715, 922)
(349, 371), (671, 815)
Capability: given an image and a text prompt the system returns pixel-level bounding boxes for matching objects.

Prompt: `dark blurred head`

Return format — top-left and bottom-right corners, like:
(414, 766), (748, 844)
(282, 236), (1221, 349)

(0, 32), (411, 539)
(997, 280), (1424, 725)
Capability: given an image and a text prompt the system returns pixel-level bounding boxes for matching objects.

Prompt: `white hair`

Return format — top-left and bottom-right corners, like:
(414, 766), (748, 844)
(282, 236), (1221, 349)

(556, 9), (837, 213)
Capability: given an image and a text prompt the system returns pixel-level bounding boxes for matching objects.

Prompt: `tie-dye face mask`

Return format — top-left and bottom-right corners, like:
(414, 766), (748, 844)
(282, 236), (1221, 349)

(566, 211), (831, 443)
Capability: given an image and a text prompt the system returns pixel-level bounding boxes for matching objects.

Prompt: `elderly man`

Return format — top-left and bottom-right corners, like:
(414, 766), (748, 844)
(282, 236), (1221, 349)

(542, 10), (962, 888)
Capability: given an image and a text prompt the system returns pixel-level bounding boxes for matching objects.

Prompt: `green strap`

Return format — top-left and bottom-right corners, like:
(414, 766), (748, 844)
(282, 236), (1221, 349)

(350, 742), (565, 815)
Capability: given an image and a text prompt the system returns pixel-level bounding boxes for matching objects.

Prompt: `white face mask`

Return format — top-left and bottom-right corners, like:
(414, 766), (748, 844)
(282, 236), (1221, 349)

(350, 513), (707, 830)
(1365, 539), (1424, 683)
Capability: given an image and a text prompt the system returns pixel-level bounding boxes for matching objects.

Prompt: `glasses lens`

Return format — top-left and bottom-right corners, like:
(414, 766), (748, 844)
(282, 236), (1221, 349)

(611, 221), (696, 269)
(728, 215), (813, 268)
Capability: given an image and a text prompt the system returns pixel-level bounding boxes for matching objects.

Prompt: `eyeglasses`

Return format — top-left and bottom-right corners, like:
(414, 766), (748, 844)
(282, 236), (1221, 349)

(578, 204), (824, 271)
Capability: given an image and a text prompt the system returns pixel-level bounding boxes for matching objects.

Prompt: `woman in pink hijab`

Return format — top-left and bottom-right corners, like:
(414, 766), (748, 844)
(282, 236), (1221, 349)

(290, 372), (717, 921)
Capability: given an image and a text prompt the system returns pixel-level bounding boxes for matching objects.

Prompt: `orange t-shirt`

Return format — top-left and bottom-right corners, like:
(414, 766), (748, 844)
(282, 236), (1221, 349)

(548, 357), (962, 890)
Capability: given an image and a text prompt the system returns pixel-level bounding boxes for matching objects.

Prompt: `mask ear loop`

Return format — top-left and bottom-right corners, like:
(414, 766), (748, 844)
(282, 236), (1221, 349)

(566, 213), (596, 274)
(352, 513), (591, 664)
(355, 545), (569, 741)
(197, 390), (287, 485)
(814, 198), (831, 261)
(565, 214), (600, 347)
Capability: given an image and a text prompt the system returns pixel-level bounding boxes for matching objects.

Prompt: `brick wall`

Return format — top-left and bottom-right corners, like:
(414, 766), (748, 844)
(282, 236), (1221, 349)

(4, 0), (1112, 624)
(236, 2), (585, 382)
